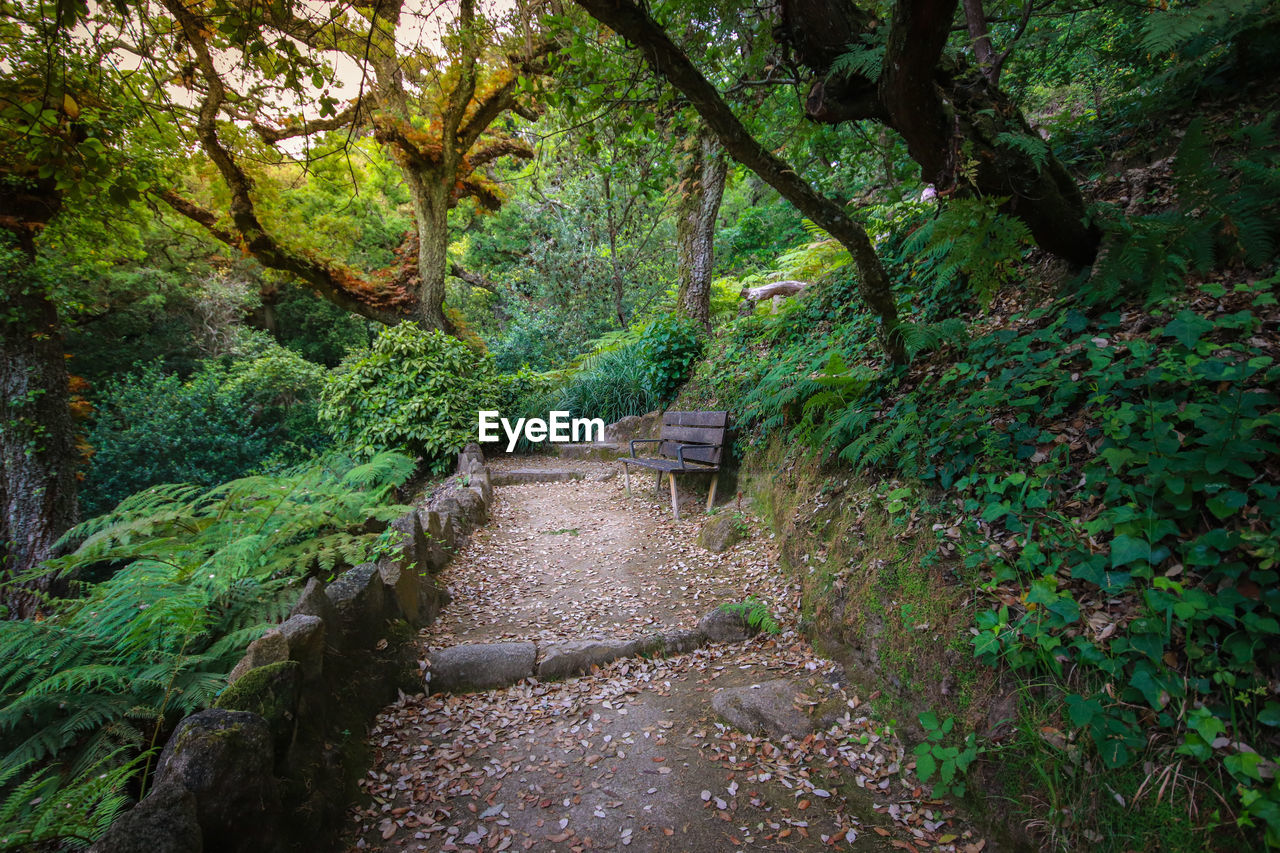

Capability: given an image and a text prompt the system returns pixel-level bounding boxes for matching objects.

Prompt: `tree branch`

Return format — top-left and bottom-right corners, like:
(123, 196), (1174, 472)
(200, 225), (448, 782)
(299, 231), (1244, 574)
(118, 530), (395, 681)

(572, 0), (904, 363)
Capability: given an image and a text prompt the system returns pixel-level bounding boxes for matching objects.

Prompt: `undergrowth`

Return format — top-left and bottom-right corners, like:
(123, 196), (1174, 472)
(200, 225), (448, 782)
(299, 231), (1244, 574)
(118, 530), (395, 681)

(0, 452), (413, 849)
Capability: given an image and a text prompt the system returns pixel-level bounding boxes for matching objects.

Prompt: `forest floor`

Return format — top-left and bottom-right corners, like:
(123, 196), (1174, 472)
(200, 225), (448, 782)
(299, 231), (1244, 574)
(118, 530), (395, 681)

(343, 458), (988, 853)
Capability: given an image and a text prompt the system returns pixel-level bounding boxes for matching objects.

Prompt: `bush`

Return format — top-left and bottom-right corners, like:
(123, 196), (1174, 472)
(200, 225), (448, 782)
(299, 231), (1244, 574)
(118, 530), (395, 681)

(553, 345), (660, 426)
(636, 316), (703, 403)
(82, 345), (325, 517)
(318, 324), (495, 473)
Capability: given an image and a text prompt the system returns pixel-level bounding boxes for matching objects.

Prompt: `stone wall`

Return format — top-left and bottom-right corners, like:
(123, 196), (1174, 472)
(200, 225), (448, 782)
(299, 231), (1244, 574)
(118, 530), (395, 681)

(90, 446), (494, 853)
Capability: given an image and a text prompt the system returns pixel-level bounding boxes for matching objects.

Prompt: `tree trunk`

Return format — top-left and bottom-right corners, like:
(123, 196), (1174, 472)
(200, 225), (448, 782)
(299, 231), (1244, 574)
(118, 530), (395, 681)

(573, 0), (906, 363)
(1, 267), (77, 618)
(676, 124), (728, 332)
(778, 0), (1101, 268)
(407, 173), (454, 333)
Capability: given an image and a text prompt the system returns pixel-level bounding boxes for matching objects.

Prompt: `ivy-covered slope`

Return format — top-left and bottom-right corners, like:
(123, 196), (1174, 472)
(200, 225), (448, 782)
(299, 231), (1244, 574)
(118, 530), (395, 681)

(677, 112), (1280, 850)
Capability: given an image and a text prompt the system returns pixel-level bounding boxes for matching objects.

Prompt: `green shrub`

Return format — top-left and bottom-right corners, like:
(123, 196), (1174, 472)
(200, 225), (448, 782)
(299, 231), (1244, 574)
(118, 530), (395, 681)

(318, 324), (496, 474)
(553, 344), (661, 425)
(82, 345), (325, 517)
(636, 316), (703, 403)
(0, 452), (413, 849)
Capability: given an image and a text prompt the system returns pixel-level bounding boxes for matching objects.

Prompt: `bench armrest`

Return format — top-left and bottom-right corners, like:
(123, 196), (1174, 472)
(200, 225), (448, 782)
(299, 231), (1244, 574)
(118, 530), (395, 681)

(629, 438), (662, 458)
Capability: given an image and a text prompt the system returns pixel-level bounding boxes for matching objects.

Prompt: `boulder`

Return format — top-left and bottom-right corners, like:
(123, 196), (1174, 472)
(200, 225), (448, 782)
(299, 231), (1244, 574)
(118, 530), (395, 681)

(325, 563), (387, 642)
(214, 661), (301, 756)
(288, 577), (338, 628)
(698, 606), (759, 643)
(699, 513), (745, 553)
(537, 638), (639, 680)
(154, 710), (279, 853)
(228, 629), (288, 685)
(659, 627), (709, 655)
(88, 779), (202, 853)
(712, 680), (817, 741)
(428, 642), (536, 694)
(277, 614), (325, 681)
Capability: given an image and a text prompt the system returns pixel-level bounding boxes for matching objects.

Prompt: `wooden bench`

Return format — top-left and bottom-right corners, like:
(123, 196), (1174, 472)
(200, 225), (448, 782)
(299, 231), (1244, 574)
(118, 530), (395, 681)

(620, 411), (728, 521)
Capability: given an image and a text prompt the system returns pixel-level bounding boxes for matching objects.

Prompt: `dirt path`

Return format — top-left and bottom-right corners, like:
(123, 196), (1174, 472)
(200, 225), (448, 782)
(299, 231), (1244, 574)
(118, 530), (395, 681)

(344, 458), (986, 853)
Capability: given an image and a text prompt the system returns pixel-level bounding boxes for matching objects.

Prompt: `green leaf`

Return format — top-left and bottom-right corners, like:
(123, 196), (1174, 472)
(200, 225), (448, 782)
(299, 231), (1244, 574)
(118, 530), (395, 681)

(1110, 534), (1151, 569)
(1163, 310), (1214, 348)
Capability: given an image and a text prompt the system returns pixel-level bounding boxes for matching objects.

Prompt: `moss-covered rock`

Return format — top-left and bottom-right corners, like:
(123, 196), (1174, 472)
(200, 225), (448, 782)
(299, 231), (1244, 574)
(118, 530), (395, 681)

(215, 660), (301, 755)
(154, 709), (279, 853)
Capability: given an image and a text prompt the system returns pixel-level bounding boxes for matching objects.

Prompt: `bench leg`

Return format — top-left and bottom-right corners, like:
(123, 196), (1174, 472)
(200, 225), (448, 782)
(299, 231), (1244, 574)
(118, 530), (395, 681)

(622, 463), (631, 496)
(706, 472), (719, 513)
(654, 470), (662, 495)
(669, 473), (680, 521)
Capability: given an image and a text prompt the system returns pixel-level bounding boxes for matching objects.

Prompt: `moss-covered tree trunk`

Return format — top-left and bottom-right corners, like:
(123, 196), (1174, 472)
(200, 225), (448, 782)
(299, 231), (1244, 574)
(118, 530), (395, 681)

(675, 124), (728, 332)
(0, 263), (77, 618)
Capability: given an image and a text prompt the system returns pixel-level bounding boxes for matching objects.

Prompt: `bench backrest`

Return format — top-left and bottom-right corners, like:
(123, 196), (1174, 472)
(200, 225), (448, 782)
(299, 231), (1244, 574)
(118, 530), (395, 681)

(659, 410), (729, 466)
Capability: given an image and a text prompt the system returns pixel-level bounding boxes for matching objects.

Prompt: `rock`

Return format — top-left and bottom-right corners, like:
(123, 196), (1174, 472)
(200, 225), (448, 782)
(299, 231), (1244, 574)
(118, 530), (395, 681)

(659, 628), (709, 655)
(417, 578), (450, 625)
(88, 779), (202, 853)
(214, 661), (301, 755)
(537, 638), (639, 680)
(699, 512), (745, 553)
(428, 642), (536, 694)
(603, 411), (662, 445)
(418, 510), (453, 573)
(698, 605), (759, 643)
(325, 563), (387, 642)
(431, 486), (487, 534)
(288, 577), (338, 628)
(712, 680), (817, 741)
(552, 443), (626, 461)
(458, 442), (485, 471)
(154, 710), (279, 853)
(277, 614), (325, 681)
(634, 628), (707, 658)
(227, 629), (288, 685)
(489, 469), (584, 486)
(468, 468), (493, 505)
(387, 511), (429, 574)
(985, 690), (1019, 738)
(378, 558), (423, 625)
(590, 468), (619, 482)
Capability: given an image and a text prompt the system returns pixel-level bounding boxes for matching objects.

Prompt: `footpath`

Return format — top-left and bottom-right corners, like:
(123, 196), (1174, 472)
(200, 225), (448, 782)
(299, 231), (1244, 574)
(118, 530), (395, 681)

(344, 456), (987, 853)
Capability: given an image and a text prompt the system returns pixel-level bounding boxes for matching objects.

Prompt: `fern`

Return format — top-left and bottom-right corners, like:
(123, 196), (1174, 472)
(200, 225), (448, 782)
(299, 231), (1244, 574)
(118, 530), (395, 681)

(826, 23), (888, 82)
(902, 197), (1032, 306)
(0, 452), (414, 848)
(901, 319), (970, 360)
(1142, 0), (1272, 55)
(994, 131), (1049, 173)
(1087, 116), (1280, 304)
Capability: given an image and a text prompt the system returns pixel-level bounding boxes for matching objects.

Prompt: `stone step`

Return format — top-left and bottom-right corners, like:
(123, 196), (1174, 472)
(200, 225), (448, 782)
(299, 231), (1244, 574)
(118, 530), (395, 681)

(549, 442), (626, 461)
(490, 468), (585, 486)
(425, 607), (757, 694)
